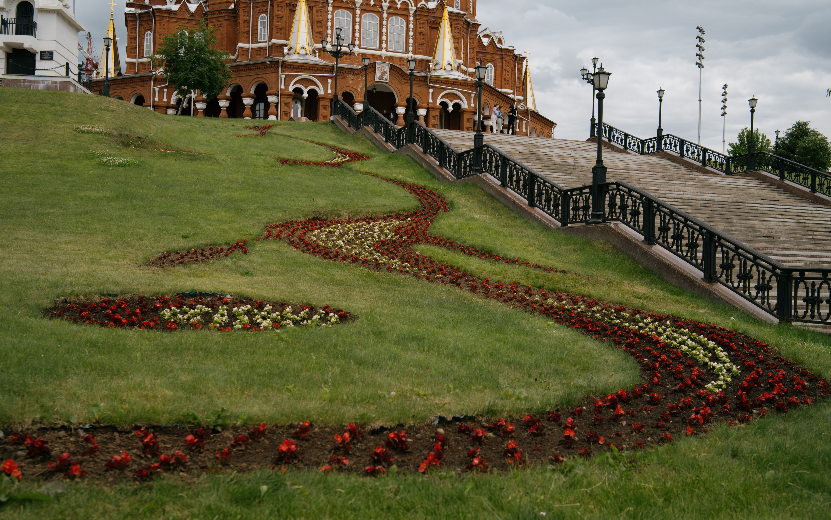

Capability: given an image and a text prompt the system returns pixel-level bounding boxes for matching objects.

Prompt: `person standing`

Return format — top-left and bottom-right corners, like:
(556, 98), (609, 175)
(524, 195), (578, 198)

(507, 104), (517, 135)
(495, 105), (504, 134)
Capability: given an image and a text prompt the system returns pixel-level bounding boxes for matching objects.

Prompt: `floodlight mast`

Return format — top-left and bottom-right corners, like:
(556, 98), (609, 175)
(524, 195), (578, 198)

(696, 26), (705, 145)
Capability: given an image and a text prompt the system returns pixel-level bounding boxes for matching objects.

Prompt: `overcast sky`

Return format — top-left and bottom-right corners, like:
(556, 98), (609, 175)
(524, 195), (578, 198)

(74, 0), (831, 150)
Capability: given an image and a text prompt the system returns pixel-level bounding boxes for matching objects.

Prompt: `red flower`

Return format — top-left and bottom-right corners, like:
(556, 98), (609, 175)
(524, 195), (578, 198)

(64, 464), (87, 480)
(105, 451), (131, 470)
(292, 421), (311, 440)
(2, 459), (22, 481)
(276, 439), (299, 463)
(370, 446), (394, 464)
(215, 448), (235, 465)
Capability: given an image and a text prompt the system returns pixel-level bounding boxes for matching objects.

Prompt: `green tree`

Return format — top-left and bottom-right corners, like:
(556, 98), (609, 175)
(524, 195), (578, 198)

(774, 120), (831, 171)
(153, 21), (231, 115)
(728, 127), (771, 156)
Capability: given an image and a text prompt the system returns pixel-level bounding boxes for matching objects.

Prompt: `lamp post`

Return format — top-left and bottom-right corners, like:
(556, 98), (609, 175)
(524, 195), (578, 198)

(320, 27), (354, 116)
(406, 56), (417, 143)
(775, 129), (780, 150)
(472, 63), (488, 175)
(589, 65), (611, 224)
(580, 56), (599, 137)
(103, 35), (112, 97)
(657, 87), (665, 151)
(748, 95), (758, 171)
(362, 56), (370, 111)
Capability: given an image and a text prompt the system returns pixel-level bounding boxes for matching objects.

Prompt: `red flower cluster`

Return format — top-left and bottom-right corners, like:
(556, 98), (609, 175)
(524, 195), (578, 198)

(2, 459), (22, 481)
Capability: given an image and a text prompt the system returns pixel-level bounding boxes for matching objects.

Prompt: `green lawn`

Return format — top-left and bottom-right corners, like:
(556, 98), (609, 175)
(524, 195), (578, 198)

(0, 88), (829, 518)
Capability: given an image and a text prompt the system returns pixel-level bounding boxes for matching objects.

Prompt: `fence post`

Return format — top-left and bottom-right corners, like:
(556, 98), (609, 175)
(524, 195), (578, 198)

(811, 171), (817, 193)
(560, 191), (570, 227)
(778, 157), (785, 182)
(777, 270), (793, 322)
(679, 138), (686, 159)
(702, 231), (717, 282)
(500, 155), (508, 187)
(624, 132), (629, 151)
(527, 173), (536, 208)
(701, 148), (708, 169)
(643, 198), (656, 245)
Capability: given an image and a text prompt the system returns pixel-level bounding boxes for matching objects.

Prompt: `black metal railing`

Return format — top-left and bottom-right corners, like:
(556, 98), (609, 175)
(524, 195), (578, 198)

(332, 98), (831, 324)
(333, 98), (474, 179)
(1, 17), (37, 37)
(598, 122), (831, 197)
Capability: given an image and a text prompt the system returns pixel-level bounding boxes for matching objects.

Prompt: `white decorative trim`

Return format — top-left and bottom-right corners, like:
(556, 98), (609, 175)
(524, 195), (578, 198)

(436, 89), (468, 110)
(249, 80), (268, 94)
(288, 74), (324, 95)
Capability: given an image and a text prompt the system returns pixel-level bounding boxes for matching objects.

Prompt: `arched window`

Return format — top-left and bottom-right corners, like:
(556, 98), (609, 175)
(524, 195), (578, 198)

(485, 64), (494, 86)
(388, 16), (405, 53)
(143, 31), (153, 57)
(361, 13), (379, 49)
(258, 14), (268, 42)
(334, 10), (352, 43)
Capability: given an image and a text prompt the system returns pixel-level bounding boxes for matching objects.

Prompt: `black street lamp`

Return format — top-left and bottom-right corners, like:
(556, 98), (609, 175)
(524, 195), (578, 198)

(580, 56), (599, 137)
(775, 129), (780, 150)
(657, 87), (665, 151)
(748, 95), (758, 171)
(320, 27), (354, 114)
(472, 63), (488, 175)
(406, 56), (416, 143)
(589, 65), (611, 224)
(362, 56), (370, 111)
(103, 35), (112, 97)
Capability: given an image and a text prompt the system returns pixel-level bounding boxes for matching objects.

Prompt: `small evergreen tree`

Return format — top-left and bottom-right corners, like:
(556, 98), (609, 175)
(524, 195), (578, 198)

(774, 121), (831, 171)
(728, 127), (771, 156)
(153, 21), (231, 114)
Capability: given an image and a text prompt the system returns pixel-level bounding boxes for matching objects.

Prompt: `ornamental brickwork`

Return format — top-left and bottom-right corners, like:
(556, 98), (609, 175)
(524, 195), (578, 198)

(95, 0), (555, 137)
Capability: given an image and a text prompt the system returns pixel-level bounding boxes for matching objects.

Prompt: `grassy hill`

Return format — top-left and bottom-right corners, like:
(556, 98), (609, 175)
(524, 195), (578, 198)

(0, 88), (829, 518)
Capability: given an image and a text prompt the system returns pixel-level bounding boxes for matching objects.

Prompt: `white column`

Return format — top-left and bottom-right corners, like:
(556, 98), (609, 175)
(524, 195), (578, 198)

(267, 95), (279, 120)
(242, 97), (255, 119)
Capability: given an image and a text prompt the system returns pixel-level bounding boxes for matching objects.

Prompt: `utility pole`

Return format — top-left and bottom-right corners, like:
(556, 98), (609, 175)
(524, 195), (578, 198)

(696, 26), (705, 146)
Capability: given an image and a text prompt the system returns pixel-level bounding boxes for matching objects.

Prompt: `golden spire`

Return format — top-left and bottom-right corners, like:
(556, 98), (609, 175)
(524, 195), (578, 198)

(287, 0), (315, 55)
(523, 52), (536, 112)
(432, 4), (457, 71)
(97, 3), (121, 78)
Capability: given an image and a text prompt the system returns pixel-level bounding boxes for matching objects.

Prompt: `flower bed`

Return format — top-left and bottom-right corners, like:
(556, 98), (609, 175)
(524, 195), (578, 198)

(27, 147), (829, 482)
(44, 294), (351, 332)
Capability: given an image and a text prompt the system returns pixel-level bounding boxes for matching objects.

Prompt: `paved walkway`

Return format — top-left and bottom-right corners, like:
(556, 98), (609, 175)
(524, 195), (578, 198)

(432, 130), (831, 269)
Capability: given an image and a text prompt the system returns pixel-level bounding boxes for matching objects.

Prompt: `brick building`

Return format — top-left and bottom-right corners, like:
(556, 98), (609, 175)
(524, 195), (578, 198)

(97, 0), (555, 137)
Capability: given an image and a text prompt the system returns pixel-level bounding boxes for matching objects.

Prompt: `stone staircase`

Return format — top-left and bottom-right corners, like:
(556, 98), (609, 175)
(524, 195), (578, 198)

(432, 130), (831, 270)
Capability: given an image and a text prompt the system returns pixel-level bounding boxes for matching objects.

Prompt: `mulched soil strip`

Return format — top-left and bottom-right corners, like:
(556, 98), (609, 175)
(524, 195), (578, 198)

(43, 294), (352, 332)
(27, 151), (829, 482)
(144, 240), (249, 268)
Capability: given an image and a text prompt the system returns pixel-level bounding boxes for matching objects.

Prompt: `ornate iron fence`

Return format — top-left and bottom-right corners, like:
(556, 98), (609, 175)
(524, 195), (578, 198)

(598, 122), (831, 196)
(331, 98), (831, 324)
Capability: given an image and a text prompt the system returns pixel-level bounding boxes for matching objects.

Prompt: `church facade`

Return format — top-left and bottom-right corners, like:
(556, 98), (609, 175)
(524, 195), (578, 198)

(98, 0), (555, 137)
